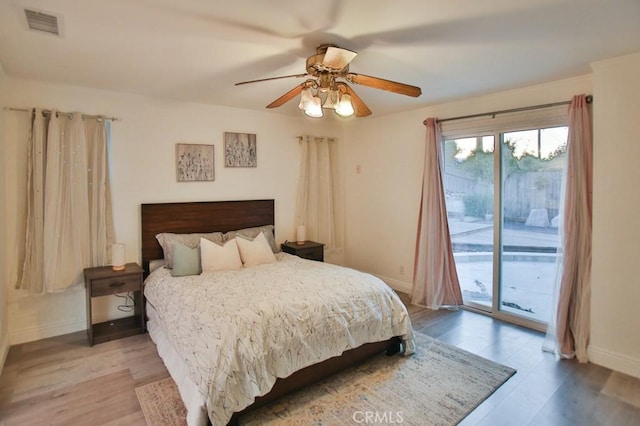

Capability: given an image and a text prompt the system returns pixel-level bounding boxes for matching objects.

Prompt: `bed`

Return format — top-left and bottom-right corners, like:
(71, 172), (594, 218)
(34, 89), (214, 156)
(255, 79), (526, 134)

(140, 199), (415, 425)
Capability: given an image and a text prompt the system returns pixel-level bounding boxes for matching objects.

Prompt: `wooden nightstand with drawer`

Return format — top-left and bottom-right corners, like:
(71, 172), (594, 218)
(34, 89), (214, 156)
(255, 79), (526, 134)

(84, 262), (145, 346)
(281, 241), (325, 262)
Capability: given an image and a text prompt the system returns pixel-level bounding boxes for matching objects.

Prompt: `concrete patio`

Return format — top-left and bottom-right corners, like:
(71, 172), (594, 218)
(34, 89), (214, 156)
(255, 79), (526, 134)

(449, 217), (560, 323)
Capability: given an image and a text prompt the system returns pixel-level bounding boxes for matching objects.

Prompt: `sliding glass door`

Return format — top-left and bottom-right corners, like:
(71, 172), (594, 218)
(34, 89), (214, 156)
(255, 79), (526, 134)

(443, 126), (568, 329)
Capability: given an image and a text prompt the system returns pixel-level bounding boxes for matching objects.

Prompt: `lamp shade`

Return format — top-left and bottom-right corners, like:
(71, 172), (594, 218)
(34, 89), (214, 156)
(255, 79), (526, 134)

(323, 89), (338, 109)
(112, 243), (126, 271)
(298, 87), (314, 110)
(335, 93), (355, 117)
(304, 96), (323, 118)
(296, 225), (306, 244)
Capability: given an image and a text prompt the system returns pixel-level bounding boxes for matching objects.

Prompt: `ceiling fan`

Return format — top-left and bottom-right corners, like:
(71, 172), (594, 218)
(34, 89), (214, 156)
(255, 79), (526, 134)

(235, 44), (422, 118)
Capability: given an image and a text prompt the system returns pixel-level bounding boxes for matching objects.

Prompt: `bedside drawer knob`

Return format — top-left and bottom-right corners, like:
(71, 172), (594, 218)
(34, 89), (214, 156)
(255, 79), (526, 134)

(109, 282), (126, 288)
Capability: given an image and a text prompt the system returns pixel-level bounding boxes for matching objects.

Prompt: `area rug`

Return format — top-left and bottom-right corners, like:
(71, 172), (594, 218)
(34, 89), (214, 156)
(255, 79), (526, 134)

(136, 333), (516, 425)
(136, 377), (187, 426)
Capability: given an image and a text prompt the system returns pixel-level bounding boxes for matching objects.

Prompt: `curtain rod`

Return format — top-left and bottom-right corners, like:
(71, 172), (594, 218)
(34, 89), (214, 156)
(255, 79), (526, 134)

(428, 95), (593, 125)
(296, 136), (336, 141)
(5, 107), (120, 122)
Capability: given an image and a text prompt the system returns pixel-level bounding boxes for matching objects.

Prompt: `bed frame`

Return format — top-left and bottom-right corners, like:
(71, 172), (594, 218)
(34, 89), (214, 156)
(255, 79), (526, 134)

(140, 199), (401, 425)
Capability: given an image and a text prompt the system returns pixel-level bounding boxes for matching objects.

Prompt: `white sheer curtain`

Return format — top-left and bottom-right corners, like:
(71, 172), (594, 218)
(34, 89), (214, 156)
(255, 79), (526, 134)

(17, 109), (114, 294)
(412, 118), (463, 309)
(294, 135), (343, 254)
(544, 95), (593, 362)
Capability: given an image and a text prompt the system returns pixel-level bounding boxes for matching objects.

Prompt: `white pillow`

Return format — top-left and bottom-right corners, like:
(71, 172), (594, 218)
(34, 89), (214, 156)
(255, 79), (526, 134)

(236, 232), (277, 267)
(200, 237), (243, 272)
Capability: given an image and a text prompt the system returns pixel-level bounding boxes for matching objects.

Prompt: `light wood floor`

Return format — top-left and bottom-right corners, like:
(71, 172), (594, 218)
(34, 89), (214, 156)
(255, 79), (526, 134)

(1, 293), (639, 425)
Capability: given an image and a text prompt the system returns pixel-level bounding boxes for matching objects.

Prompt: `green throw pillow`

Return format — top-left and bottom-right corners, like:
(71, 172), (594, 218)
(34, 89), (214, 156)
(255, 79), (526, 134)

(170, 242), (202, 277)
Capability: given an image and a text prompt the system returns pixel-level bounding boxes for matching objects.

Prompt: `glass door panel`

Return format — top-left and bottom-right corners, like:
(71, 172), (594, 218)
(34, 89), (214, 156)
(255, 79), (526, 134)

(499, 127), (567, 323)
(443, 136), (495, 311)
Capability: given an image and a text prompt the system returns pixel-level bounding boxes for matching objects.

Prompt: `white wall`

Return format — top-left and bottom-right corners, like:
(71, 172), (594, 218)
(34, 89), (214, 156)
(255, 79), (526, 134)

(589, 52), (640, 378)
(0, 65), (9, 372)
(342, 75), (593, 294)
(3, 78), (341, 344)
(342, 110), (425, 294)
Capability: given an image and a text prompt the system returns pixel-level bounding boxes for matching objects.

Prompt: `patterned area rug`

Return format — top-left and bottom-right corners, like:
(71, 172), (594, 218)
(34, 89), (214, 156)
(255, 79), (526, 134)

(136, 377), (187, 426)
(136, 333), (516, 425)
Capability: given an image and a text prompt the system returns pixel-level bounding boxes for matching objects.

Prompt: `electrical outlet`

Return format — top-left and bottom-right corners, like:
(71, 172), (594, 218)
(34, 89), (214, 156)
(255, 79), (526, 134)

(399, 265), (405, 275)
(356, 164), (361, 174)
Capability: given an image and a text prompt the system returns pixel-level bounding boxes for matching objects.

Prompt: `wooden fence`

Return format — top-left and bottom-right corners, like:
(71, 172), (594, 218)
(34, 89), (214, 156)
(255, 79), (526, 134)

(445, 170), (563, 222)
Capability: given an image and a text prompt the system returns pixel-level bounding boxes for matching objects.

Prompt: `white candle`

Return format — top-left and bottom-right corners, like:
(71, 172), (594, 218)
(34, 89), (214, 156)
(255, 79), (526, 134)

(112, 243), (126, 271)
(296, 226), (306, 245)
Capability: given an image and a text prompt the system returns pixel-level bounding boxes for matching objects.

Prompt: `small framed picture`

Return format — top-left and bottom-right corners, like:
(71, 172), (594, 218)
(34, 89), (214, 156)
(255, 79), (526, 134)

(224, 132), (257, 168)
(176, 143), (215, 182)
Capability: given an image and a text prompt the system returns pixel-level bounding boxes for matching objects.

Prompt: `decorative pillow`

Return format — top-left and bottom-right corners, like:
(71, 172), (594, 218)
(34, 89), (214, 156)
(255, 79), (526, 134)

(223, 225), (279, 253)
(235, 231), (277, 267)
(170, 243), (201, 277)
(156, 232), (224, 268)
(200, 237), (243, 272)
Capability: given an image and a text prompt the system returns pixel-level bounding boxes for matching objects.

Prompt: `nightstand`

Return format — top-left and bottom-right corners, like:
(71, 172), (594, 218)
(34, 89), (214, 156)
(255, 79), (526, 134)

(84, 262), (145, 346)
(281, 241), (325, 262)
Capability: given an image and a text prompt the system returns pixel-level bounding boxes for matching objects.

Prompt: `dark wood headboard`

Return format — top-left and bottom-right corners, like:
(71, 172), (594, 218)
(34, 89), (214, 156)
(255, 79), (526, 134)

(140, 199), (275, 274)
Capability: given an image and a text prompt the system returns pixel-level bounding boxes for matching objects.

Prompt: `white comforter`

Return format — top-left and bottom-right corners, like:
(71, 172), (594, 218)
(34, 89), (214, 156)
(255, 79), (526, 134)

(144, 252), (415, 425)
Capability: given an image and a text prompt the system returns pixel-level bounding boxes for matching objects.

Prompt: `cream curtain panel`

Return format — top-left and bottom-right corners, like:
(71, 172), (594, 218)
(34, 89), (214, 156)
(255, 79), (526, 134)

(17, 109), (114, 294)
(412, 118), (463, 309)
(294, 135), (343, 253)
(544, 95), (593, 362)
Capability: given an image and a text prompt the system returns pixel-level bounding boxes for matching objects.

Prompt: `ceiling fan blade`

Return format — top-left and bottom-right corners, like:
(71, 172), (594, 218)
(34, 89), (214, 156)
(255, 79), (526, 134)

(235, 73), (308, 86)
(347, 73), (422, 97)
(266, 84), (304, 108)
(322, 46), (357, 69)
(338, 83), (372, 117)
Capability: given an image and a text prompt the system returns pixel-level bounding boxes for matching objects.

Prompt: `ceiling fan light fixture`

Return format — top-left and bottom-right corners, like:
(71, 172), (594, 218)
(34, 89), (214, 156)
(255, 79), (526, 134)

(335, 93), (355, 117)
(242, 45), (419, 119)
(304, 96), (324, 118)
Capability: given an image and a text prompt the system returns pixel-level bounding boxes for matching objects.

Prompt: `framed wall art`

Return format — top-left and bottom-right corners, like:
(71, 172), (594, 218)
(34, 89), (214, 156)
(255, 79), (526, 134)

(176, 143), (215, 182)
(224, 132), (257, 168)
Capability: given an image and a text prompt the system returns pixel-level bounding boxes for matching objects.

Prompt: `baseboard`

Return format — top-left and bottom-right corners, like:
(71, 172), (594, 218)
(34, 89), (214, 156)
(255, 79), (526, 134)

(0, 330), (9, 375)
(374, 274), (413, 295)
(10, 319), (86, 346)
(588, 345), (640, 379)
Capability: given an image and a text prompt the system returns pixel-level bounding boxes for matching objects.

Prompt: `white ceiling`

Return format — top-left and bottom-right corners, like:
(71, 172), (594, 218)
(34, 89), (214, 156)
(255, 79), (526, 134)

(1, 0), (640, 118)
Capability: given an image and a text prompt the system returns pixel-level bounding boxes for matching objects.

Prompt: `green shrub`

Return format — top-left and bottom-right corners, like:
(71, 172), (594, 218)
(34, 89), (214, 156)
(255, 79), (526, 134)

(463, 193), (492, 218)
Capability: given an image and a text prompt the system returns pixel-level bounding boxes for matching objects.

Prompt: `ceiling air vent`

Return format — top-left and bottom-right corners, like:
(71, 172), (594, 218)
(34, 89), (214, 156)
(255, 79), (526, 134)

(24, 9), (60, 35)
